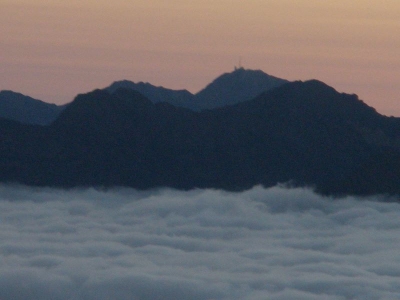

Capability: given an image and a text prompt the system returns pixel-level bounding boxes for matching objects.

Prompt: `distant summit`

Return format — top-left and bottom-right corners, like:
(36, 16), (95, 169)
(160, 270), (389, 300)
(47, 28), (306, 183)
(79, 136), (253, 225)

(193, 68), (289, 110)
(106, 68), (288, 111)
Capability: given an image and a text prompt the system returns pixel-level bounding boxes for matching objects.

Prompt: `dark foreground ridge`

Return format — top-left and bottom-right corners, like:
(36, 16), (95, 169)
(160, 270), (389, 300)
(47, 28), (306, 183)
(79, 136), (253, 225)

(1, 79), (400, 196)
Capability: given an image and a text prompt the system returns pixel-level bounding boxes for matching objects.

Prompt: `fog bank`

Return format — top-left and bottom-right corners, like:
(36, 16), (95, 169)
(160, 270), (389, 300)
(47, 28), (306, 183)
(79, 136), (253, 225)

(0, 185), (399, 299)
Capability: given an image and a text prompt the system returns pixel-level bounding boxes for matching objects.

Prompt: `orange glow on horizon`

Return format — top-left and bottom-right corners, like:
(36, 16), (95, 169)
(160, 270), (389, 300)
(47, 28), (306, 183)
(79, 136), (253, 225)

(1, 0), (399, 116)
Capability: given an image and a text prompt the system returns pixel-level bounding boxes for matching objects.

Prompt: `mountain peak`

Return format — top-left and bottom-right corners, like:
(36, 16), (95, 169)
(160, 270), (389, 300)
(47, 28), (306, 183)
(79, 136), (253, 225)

(194, 68), (289, 110)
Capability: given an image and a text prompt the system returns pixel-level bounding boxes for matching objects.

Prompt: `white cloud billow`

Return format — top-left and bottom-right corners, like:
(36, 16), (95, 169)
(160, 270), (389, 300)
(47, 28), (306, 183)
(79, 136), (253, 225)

(0, 185), (399, 299)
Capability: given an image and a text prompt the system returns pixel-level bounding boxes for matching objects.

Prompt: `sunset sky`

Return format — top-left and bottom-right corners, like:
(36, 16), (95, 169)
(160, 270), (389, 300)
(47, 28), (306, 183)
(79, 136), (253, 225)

(1, 0), (399, 116)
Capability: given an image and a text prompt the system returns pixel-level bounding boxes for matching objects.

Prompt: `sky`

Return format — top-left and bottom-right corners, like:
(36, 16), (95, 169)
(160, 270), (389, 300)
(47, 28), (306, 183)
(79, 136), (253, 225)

(1, 185), (400, 299)
(1, 0), (399, 116)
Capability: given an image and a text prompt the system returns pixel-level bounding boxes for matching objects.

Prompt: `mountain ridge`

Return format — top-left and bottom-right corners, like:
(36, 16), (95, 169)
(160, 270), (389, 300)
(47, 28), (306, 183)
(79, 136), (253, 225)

(106, 68), (288, 111)
(2, 68), (288, 124)
(0, 91), (65, 125)
(1, 79), (399, 196)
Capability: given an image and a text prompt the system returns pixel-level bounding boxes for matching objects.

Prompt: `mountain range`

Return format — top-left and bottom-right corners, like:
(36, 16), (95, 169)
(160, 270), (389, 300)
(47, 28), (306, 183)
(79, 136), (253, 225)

(0, 69), (400, 196)
(1, 68), (288, 124)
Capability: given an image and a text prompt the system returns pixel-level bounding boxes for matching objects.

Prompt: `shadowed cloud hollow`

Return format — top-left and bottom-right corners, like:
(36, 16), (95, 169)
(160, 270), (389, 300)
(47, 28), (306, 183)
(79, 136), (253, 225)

(0, 185), (400, 299)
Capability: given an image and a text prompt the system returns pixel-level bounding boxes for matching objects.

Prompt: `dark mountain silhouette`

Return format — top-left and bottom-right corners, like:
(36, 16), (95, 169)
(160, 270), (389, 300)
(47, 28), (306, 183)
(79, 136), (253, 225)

(106, 68), (288, 110)
(0, 80), (400, 196)
(0, 91), (65, 125)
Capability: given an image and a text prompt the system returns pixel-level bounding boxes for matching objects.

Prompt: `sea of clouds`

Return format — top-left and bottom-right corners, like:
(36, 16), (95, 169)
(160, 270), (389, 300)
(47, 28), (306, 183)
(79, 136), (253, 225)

(0, 185), (400, 300)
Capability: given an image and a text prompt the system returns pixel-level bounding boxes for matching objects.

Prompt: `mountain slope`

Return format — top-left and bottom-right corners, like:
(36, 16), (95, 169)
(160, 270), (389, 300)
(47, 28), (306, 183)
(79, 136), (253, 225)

(219, 80), (400, 194)
(0, 91), (65, 125)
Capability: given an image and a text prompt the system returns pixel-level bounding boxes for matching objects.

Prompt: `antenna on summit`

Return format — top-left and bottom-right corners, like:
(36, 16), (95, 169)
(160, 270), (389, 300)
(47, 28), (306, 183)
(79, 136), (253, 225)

(234, 56), (243, 71)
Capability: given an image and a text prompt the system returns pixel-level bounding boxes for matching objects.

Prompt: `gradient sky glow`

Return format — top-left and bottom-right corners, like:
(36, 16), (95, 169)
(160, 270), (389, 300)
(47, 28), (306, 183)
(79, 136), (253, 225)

(1, 0), (399, 116)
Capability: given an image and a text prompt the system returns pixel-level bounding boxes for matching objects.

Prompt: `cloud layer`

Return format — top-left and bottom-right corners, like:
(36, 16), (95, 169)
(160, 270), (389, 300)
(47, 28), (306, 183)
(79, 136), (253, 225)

(0, 185), (400, 299)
